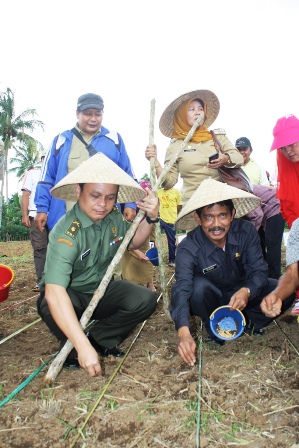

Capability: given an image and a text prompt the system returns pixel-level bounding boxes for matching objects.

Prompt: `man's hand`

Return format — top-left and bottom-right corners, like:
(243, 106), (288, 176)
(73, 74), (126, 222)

(34, 212), (48, 232)
(177, 327), (196, 366)
(21, 215), (31, 228)
(260, 293), (282, 318)
(229, 287), (250, 311)
(136, 188), (159, 220)
(77, 345), (102, 377)
(123, 207), (136, 222)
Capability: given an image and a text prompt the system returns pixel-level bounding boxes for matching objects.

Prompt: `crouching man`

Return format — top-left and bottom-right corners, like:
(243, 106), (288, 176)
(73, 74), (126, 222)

(170, 179), (294, 366)
(37, 153), (158, 377)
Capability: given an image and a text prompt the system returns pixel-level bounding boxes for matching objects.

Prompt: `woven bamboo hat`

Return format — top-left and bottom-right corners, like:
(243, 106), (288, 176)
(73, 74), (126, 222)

(51, 153), (145, 203)
(175, 178), (261, 231)
(159, 89), (220, 137)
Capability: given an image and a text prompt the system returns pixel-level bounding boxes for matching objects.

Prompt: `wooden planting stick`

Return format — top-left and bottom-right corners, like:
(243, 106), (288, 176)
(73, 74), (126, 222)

(148, 99), (171, 320)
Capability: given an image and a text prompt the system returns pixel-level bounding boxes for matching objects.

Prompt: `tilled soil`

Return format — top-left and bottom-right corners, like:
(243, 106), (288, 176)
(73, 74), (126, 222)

(0, 240), (298, 448)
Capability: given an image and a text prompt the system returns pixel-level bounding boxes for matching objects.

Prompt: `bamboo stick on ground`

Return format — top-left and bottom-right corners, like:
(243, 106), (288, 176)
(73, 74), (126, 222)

(45, 115), (202, 383)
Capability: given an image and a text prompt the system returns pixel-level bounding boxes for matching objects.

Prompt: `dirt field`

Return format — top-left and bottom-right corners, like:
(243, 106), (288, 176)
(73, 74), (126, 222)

(0, 240), (298, 448)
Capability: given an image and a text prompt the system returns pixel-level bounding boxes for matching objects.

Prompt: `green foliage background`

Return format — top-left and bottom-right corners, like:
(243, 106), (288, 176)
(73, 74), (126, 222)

(0, 194), (29, 241)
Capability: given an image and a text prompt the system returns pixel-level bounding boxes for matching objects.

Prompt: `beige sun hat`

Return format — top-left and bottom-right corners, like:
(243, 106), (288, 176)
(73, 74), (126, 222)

(159, 89), (220, 137)
(50, 153), (146, 203)
(175, 178), (261, 231)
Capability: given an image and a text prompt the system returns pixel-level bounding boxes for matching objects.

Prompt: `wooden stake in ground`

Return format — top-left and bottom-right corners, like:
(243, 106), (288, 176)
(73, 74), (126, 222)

(45, 116), (202, 383)
(148, 99), (171, 321)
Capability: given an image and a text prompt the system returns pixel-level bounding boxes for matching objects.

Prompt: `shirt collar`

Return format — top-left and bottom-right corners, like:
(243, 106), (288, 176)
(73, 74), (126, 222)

(73, 202), (112, 229)
(197, 222), (239, 256)
(75, 123), (101, 140)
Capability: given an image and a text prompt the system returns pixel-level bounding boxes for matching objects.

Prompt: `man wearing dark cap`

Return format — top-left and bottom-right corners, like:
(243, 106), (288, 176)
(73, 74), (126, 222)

(34, 93), (137, 232)
(235, 137), (269, 186)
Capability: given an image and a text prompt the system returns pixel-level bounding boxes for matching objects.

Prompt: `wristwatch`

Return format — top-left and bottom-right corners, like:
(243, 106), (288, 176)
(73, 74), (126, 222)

(145, 215), (159, 224)
(246, 287), (251, 297)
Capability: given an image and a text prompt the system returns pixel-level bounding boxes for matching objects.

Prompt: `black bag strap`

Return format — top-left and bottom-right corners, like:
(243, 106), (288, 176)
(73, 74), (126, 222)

(71, 127), (97, 156)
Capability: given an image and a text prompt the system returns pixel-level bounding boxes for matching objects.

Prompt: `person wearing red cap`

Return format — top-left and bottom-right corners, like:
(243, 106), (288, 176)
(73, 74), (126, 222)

(270, 114), (299, 315)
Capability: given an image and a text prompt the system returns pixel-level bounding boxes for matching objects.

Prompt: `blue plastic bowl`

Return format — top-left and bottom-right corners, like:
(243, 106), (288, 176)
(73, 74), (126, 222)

(210, 306), (245, 341)
(145, 247), (159, 266)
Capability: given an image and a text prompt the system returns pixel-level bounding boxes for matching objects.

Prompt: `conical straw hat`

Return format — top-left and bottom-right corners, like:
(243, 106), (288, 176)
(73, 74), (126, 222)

(175, 178), (261, 231)
(51, 153), (146, 203)
(159, 89), (220, 137)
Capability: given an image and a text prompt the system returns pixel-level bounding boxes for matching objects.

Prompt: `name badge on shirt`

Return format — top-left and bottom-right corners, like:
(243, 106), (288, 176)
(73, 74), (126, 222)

(184, 147), (196, 152)
(81, 249), (90, 260)
(203, 264), (217, 274)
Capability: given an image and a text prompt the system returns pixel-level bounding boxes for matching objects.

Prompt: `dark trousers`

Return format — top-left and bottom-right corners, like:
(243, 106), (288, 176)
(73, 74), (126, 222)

(37, 280), (157, 348)
(258, 213), (285, 280)
(160, 218), (176, 263)
(29, 217), (49, 283)
(189, 277), (295, 336)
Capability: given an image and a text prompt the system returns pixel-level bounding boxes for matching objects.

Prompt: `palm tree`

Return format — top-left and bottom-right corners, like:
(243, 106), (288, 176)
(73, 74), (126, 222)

(0, 87), (44, 200)
(9, 136), (44, 182)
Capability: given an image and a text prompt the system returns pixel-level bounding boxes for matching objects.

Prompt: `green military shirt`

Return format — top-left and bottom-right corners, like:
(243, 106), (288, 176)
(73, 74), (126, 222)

(42, 202), (131, 294)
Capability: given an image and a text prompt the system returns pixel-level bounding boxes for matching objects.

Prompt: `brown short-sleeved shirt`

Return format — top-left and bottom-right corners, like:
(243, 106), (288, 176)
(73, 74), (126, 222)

(162, 131), (243, 205)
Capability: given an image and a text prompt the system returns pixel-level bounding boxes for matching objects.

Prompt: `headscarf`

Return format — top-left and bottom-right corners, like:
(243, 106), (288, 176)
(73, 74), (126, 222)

(276, 150), (299, 228)
(171, 98), (213, 143)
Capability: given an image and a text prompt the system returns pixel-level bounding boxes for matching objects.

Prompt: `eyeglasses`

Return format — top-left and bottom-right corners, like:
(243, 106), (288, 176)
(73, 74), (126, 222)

(237, 147), (250, 152)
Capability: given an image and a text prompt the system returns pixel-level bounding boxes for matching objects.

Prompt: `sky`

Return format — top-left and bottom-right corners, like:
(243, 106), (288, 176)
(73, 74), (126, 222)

(2, 0), (299, 197)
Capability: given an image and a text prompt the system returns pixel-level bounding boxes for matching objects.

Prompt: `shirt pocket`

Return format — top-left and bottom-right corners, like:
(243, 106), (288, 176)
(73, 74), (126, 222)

(201, 265), (223, 280)
(73, 249), (94, 270)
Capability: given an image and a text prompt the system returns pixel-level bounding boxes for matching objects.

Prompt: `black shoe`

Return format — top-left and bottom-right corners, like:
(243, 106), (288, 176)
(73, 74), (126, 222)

(252, 328), (265, 337)
(205, 335), (225, 346)
(87, 333), (125, 358)
(60, 345), (80, 369)
(243, 320), (265, 337)
(63, 354), (80, 369)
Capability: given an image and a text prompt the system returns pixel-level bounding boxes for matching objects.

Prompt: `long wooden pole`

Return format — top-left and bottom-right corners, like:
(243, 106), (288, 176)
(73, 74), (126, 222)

(44, 115), (202, 383)
(148, 99), (171, 320)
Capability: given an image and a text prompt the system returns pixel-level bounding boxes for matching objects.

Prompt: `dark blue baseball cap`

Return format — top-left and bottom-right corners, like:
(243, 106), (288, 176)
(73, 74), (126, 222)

(77, 93), (104, 111)
(235, 137), (251, 148)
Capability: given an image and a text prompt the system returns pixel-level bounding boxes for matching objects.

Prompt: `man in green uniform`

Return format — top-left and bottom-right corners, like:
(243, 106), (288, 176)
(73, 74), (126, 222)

(37, 153), (159, 377)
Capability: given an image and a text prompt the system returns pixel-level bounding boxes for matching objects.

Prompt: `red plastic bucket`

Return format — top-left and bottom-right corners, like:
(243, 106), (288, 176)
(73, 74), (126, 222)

(0, 264), (14, 303)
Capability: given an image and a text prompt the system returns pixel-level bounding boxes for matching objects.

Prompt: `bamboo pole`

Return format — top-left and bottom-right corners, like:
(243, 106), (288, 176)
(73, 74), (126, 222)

(44, 115), (202, 383)
(149, 99), (156, 187)
(148, 99), (171, 320)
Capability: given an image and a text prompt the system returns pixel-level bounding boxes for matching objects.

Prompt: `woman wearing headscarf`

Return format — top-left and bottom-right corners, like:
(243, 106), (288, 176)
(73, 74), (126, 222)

(145, 89), (243, 207)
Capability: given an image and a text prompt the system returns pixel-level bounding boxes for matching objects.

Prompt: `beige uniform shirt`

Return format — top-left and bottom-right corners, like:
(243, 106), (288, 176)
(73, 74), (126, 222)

(161, 130), (243, 205)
